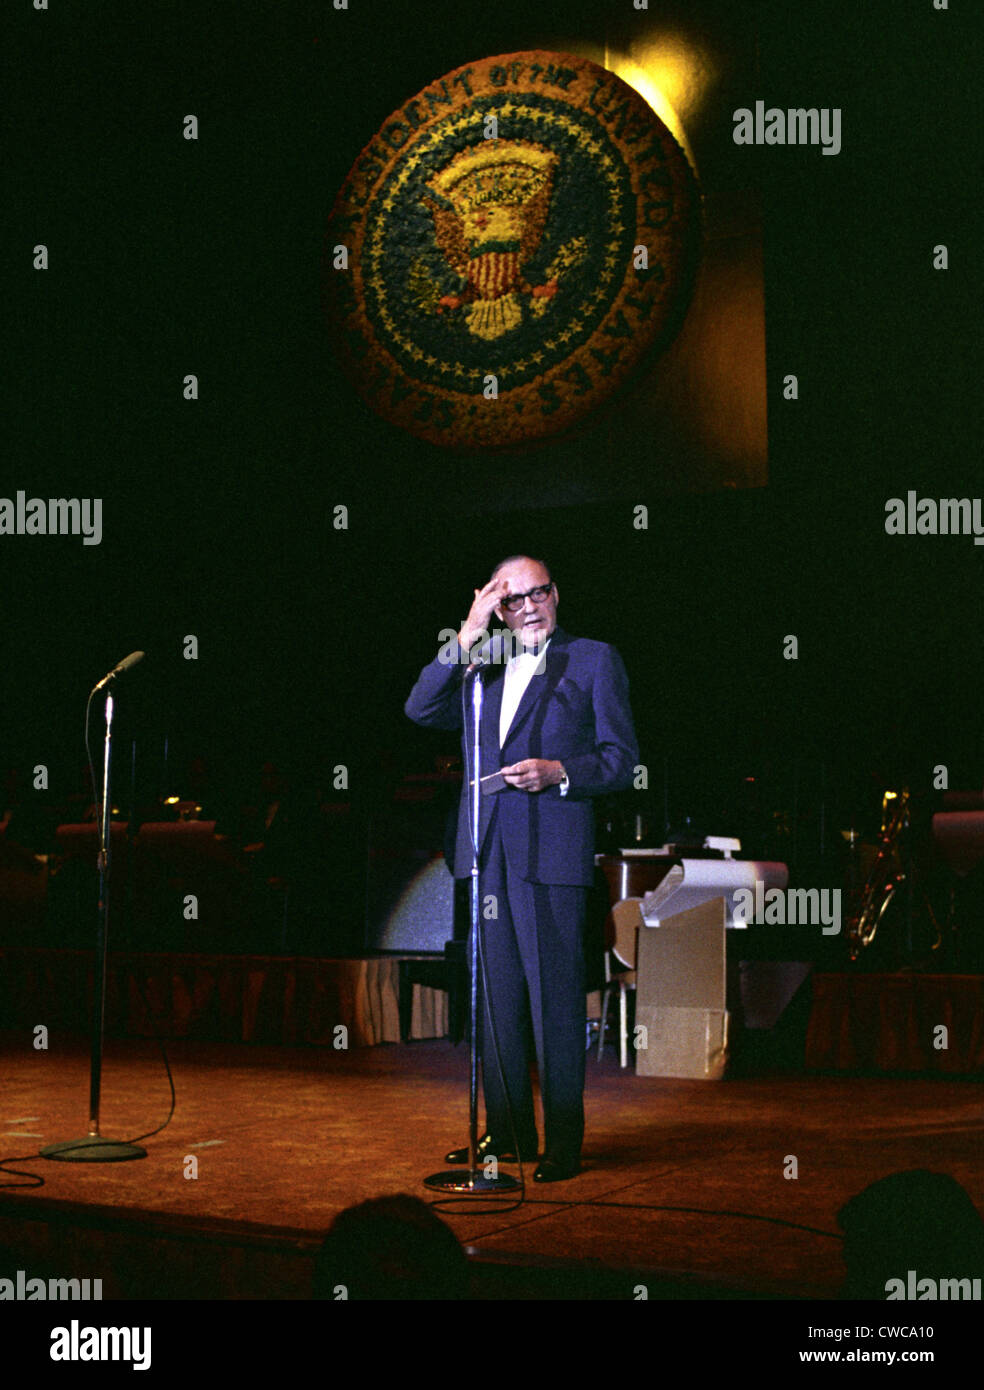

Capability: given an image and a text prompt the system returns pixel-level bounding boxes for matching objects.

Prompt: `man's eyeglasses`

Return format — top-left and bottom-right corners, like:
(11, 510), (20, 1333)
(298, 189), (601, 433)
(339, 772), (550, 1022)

(500, 583), (554, 613)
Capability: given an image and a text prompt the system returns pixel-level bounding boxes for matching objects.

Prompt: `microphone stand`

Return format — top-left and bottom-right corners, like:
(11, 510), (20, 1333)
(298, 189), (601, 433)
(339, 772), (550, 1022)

(424, 660), (518, 1194)
(41, 685), (146, 1162)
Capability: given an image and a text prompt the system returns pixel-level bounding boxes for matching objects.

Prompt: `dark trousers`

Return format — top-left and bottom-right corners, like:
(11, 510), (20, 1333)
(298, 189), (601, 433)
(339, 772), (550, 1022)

(474, 812), (587, 1160)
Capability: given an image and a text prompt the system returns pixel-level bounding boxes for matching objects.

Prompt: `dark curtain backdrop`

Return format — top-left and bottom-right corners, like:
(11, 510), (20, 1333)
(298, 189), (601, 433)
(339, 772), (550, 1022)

(4, 1), (979, 903)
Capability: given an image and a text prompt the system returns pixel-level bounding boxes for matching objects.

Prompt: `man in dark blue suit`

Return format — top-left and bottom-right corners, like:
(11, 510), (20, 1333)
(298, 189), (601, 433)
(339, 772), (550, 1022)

(405, 556), (638, 1181)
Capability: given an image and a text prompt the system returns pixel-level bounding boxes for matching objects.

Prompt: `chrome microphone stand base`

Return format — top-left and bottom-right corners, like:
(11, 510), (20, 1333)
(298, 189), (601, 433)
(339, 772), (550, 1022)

(40, 1136), (146, 1163)
(423, 1168), (520, 1193)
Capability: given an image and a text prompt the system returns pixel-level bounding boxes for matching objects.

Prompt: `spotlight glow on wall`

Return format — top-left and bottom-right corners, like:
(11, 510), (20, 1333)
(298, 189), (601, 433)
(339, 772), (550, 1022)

(604, 35), (717, 174)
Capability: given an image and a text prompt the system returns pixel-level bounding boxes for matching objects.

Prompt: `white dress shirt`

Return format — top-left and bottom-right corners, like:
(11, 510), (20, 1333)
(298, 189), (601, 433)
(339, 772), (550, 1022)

(497, 637), (570, 796)
(499, 640), (549, 746)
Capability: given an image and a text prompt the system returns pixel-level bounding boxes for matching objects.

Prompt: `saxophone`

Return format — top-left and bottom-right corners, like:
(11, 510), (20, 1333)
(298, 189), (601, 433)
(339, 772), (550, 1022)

(846, 789), (910, 960)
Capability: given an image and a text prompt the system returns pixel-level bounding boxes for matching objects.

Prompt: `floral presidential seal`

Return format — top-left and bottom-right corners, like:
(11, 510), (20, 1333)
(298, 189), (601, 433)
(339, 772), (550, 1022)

(326, 51), (701, 448)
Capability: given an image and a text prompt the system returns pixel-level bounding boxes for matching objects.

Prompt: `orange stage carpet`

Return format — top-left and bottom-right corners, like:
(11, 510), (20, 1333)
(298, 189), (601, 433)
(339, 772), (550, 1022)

(2, 1031), (982, 1302)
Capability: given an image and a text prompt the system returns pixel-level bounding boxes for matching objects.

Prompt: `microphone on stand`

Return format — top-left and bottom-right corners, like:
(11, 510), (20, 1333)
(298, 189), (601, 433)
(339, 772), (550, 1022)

(425, 622), (519, 1197)
(464, 631), (506, 676)
(466, 627), (546, 676)
(42, 646), (149, 1163)
(91, 650), (145, 693)
(465, 653), (491, 676)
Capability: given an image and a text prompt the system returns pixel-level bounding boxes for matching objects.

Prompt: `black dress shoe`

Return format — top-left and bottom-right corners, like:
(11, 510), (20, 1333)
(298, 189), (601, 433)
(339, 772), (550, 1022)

(444, 1132), (538, 1165)
(532, 1155), (581, 1183)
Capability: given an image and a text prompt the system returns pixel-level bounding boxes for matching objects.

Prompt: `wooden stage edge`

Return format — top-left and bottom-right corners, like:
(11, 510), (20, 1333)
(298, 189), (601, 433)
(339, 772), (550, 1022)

(0, 1190), (769, 1302)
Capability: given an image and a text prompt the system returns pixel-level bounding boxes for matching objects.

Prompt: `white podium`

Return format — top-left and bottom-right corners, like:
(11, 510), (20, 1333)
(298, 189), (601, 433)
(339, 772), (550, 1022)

(631, 857), (791, 1078)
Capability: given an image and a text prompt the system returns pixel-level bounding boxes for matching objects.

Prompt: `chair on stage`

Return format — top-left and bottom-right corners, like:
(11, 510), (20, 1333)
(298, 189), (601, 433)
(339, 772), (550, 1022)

(597, 897), (643, 1068)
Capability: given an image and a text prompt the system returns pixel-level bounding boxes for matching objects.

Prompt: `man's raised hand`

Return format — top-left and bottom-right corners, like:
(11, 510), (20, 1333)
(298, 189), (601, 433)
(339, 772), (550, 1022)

(458, 576), (509, 654)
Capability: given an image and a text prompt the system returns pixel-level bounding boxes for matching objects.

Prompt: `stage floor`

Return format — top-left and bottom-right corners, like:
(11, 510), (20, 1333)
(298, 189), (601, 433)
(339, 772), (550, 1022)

(1, 1034), (982, 1300)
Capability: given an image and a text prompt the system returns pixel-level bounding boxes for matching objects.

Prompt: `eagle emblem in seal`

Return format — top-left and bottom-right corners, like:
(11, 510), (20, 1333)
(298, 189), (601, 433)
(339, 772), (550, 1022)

(418, 141), (585, 342)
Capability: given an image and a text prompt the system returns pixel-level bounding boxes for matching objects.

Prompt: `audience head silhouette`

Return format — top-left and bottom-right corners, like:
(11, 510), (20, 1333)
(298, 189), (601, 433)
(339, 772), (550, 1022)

(313, 1194), (469, 1300)
(838, 1168), (984, 1299)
